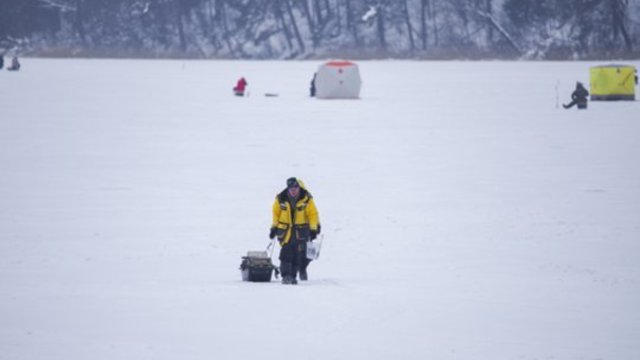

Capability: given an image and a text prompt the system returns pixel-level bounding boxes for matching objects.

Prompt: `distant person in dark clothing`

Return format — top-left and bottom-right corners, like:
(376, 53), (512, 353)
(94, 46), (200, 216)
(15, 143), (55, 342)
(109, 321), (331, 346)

(233, 77), (247, 96)
(563, 82), (589, 109)
(0, 55), (4, 70)
(310, 72), (317, 97)
(7, 56), (20, 71)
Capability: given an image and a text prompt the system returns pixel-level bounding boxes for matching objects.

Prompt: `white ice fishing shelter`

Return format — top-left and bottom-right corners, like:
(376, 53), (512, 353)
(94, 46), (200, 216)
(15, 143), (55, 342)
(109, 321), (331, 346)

(315, 61), (362, 99)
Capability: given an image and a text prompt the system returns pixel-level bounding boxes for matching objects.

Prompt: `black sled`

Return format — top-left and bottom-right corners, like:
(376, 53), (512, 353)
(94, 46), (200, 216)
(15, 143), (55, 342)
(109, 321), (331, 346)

(239, 250), (278, 282)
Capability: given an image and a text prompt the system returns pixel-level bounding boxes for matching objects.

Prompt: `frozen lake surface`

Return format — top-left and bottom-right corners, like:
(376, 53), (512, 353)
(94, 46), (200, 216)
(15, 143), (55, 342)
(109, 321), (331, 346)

(1, 59), (639, 360)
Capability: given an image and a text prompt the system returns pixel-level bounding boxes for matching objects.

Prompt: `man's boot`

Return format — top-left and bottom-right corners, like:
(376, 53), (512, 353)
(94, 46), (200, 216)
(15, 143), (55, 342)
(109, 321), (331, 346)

(291, 265), (299, 285)
(299, 257), (310, 281)
(280, 262), (297, 285)
(280, 262), (291, 284)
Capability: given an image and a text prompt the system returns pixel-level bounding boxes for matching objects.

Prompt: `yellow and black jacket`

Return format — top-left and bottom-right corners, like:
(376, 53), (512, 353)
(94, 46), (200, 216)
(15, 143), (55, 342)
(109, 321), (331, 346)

(272, 186), (319, 246)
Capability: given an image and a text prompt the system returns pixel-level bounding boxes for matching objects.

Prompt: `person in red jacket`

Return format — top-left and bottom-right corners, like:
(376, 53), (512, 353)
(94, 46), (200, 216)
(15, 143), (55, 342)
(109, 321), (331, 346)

(233, 77), (247, 96)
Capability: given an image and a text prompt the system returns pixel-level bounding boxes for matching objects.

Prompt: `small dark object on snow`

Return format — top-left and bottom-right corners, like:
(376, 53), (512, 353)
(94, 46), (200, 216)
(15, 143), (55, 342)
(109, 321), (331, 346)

(240, 251), (277, 282)
(7, 56), (20, 71)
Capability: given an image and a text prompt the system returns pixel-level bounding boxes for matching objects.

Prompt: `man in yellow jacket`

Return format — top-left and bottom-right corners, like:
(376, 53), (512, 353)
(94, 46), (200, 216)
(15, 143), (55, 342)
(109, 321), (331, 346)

(269, 177), (320, 285)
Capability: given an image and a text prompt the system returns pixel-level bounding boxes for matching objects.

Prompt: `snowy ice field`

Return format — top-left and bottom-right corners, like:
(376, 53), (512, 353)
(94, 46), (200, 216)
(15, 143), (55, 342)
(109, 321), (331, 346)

(1, 59), (640, 360)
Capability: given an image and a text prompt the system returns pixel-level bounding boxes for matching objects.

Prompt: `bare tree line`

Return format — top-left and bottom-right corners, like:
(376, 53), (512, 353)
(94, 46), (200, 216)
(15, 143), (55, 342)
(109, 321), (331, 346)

(1, 0), (638, 59)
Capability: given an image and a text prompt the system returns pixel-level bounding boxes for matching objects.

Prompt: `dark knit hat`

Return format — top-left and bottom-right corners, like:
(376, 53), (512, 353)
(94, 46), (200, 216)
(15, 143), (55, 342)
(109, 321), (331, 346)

(286, 177), (299, 188)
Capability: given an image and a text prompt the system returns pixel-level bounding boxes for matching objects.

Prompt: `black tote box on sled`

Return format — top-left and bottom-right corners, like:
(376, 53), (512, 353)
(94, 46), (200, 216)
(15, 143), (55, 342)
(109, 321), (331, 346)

(240, 251), (277, 282)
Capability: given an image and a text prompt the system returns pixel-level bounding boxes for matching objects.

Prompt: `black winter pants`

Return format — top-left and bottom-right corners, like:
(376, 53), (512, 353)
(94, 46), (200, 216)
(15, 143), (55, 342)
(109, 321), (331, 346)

(563, 100), (587, 109)
(279, 238), (307, 278)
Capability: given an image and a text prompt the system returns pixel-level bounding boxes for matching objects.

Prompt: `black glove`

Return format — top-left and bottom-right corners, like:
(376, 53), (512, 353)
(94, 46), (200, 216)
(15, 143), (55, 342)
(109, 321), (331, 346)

(269, 227), (277, 239)
(310, 230), (317, 241)
(317, 224), (321, 235)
